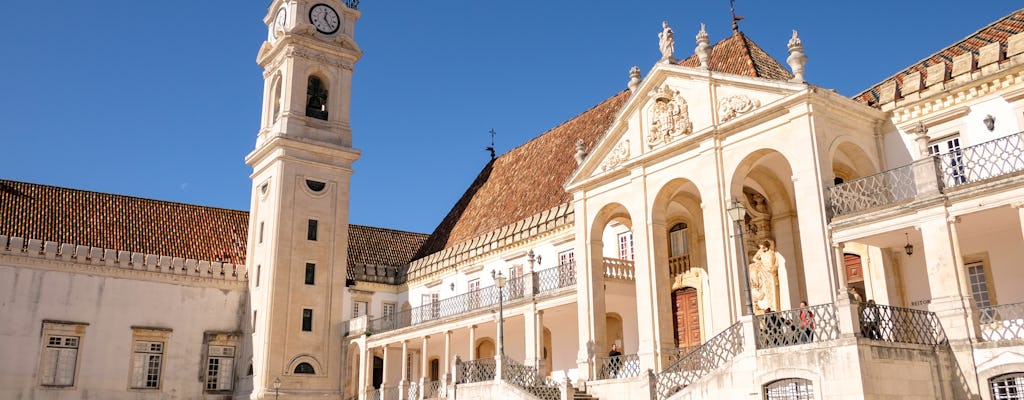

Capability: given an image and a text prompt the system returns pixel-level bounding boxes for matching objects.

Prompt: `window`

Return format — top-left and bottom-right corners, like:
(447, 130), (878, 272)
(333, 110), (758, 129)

(991, 373), (1024, 400)
(508, 265), (524, 297)
(307, 219), (318, 241)
(256, 265), (261, 287)
(468, 279), (481, 309)
(259, 222), (264, 244)
(294, 362), (315, 374)
(928, 135), (965, 185)
(305, 76), (329, 120)
(270, 76), (282, 122)
(305, 263), (316, 285)
(130, 341), (165, 389)
(558, 250), (575, 266)
(618, 231), (635, 261)
(406, 353), (414, 381)
(302, 309), (313, 332)
(421, 293), (439, 321)
(252, 310), (257, 331)
(967, 261), (993, 309)
(305, 179), (326, 192)
(764, 378), (814, 400)
(39, 321), (84, 387)
(352, 301), (368, 318)
(669, 223), (690, 257)
(205, 346), (235, 391)
(382, 303), (396, 321)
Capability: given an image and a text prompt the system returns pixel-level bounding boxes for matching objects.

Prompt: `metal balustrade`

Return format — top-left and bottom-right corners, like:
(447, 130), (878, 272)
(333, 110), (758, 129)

(366, 386), (399, 400)
(456, 357), (496, 383)
(665, 345), (698, 365)
(858, 302), (946, 345)
(595, 353), (641, 380)
(668, 254), (691, 276)
(656, 322), (744, 400)
(535, 262), (576, 294)
(407, 382), (419, 400)
(423, 380), (442, 399)
(979, 302), (1024, 342)
(940, 131), (1024, 188)
(501, 356), (561, 400)
(603, 257), (636, 280)
(828, 164), (917, 216)
(754, 304), (840, 349)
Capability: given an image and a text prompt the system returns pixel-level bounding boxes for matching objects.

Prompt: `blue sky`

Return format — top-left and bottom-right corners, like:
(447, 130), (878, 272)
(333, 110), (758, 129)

(1, 1), (1019, 234)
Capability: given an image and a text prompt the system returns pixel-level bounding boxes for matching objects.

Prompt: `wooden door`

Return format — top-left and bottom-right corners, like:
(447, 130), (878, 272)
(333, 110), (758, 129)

(672, 287), (701, 349)
(845, 254), (863, 283)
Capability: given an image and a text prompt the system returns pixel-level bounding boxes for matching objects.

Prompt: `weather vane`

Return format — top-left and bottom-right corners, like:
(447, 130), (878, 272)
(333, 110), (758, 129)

(729, 0), (744, 32)
(486, 129), (496, 160)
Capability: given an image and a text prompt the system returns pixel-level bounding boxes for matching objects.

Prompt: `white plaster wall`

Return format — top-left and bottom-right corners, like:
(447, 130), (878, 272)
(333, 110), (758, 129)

(0, 264), (245, 399)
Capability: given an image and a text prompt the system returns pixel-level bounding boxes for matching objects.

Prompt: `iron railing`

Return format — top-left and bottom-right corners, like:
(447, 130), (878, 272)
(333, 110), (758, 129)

(754, 303), (840, 349)
(595, 353), (641, 380)
(603, 257), (635, 280)
(828, 163), (917, 216)
(939, 131), (1024, 188)
(656, 321), (744, 400)
(456, 357), (496, 383)
(858, 302), (946, 345)
(423, 380), (442, 399)
(979, 302), (1024, 342)
(501, 356), (561, 400)
(535, 262), (577, 294)
(665, 346), (698, 365)
(668, 254), (691, 276)
(367, 386), (399, 400)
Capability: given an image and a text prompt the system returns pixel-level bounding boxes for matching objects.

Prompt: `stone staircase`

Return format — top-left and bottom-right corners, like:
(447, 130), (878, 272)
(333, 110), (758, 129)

(573, 388), (599, 400)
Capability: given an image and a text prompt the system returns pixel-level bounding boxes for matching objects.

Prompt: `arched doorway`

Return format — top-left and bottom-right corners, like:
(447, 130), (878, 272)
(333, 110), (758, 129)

(476, 338), (495, 358)
(672, 287), (700, 351)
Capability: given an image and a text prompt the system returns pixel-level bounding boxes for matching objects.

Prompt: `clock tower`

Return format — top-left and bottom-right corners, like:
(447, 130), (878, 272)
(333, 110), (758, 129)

(245, 0), (361, 399)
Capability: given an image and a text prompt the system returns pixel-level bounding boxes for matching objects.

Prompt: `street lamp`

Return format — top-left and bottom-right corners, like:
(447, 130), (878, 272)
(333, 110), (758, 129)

(726, 199), (754, 316)
(273, 377), (282, 400)
(492, 270), (507, 357)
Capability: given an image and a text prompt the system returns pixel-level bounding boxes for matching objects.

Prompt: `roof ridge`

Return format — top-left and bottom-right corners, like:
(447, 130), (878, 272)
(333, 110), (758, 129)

(0, 178), (248, 215)
(349, 223), (429, 237)
(735, 31), (758, 77)
(853, 8), (1024, 101)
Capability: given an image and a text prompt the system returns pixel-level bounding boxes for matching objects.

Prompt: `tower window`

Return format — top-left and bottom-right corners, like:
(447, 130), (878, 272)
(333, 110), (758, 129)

(256, 265), (261, 287)
(258, 222), (264, 244)
(305, 179), (326, 192)
(305, 76), (329, 120)
(294, 362), (315, 374)
(302, 309), (313, 332)
(307, 219), (318, 241)
(305, 263), (315, 285)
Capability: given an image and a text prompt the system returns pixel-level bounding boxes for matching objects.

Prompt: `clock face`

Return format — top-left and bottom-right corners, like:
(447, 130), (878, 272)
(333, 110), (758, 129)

(271, 7), (287, 40)
(309, 4), (339, 34)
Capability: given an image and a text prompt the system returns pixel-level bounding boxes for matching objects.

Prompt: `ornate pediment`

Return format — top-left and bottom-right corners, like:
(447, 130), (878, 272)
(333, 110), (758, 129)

(718, 94), (761, 122)
(646, 85), (693, 149)
(600, 139), (630, 172)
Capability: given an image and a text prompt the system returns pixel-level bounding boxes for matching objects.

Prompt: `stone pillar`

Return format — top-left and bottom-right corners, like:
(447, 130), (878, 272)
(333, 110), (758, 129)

(575, 237), (607, 383)
(636, 218), (673, 371)
(525, 250), (537, 296)
(443, 330), (452, 382)
(419, 335), (429, 400)
(831, 242), (848, 298)
(524, 304), (540, 368)
(382, 345), (392, 393)
(358, 342), (371, 400)
(398, 340), (409, 400)
(791, 164), (838, 307)
(468, 325), (477, 360)
(1015, 202), (1024, 242)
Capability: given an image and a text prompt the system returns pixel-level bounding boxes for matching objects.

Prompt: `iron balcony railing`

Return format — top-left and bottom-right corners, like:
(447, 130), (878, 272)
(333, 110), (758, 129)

(828, 163), (917, 216)
(367, 386), (399, 400)
(858, 302), (947, 345)
(501, 356), (561, 400)
(656, 321), (744, 400)
(406, 382), (419, 400)
(456, 357), (496, 383)
(365, 263), (576, 336)
(754, 303), (840, 349)
(603, 257), (635, 280)
(939, 131), (1024, 188)
(595, 353), (641, 380)
(979, 302), (1024, 342)
(422, 380), (442, 399)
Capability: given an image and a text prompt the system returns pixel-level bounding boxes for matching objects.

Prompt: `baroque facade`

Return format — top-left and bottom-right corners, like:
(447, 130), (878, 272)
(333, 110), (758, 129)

(2, 2), (1024, 399)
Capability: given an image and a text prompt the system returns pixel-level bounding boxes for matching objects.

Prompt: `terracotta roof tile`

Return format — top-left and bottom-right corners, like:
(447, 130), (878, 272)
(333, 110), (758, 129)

(0, 179), (248, 263)
(678, 31), (794, 81)
(348, 225), (429, 269)
(855, 9), (1024, 106)
(412, 91), (631, 261)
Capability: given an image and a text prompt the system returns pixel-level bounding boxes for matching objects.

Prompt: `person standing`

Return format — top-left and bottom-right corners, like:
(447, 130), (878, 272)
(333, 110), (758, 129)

(607, 344), (622, 378)
(798, 301), (814, 343)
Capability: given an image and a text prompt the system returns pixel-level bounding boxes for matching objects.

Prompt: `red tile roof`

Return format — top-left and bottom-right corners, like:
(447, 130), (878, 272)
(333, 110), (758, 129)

(678, 31), (794, 81)
(348, 225), (429, 269)
(855, 9), (1024, 106)
(0, 179), (249, 263)
(411, 91), (632, 261)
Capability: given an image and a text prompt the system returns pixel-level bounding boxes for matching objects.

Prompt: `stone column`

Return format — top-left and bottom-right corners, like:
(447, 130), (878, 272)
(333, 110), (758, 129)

(398, 340), (409, 400)
(575, 237), (607, 383)
(443, 330), (452, 381)
(639, 218), (675, 371)
(525, 310), (544, 371)
(358, 341), (371, 400)
(831, 242), (848, 298)
(419, 335), (429, 400)
(468, 325), (477, 360)
(1015, 202), (1024, 242)
(382, 345), (392, 394)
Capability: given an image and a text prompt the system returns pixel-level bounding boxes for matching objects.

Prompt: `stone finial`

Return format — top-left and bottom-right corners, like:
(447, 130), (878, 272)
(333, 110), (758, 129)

(786, 30), (807, 83)
(574, 139), (587, 165)
(627, 66), (642, 93)
(695, 23), (710, 69)
(658, 21), (676, 63)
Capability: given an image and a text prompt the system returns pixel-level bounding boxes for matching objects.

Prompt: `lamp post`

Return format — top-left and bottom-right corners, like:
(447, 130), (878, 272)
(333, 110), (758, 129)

(273, 377), (282, 400)
(726, 199), (754, 316)
(492, 270), (507, 357)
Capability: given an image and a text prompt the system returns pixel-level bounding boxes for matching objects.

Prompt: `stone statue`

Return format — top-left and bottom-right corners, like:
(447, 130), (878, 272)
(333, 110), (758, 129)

(659, 21), (676, 63)
(695, 23), (710, 69)
(748, 239), (780, 314)
(786, 30), (807, 82)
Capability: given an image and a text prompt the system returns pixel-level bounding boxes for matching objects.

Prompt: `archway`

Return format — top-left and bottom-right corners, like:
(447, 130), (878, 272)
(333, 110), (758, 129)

(475, 338), (495, 358)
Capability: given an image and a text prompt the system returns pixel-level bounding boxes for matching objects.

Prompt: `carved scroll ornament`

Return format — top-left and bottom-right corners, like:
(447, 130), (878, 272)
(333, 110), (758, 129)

(718, 94), (761, 122)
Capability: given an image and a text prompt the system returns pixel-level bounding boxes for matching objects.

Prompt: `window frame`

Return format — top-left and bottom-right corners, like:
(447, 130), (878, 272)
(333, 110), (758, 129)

(990, 372), (1024, 400)
(128, 327), (170, 391)
(618, 231), (635, 261)
(38, 321), (87, 388)
(305, 262), (316, 285)
(204, 339), (238, 393)
(763, 378), (814, 400)
(307, 219), (319, 241)
(302, 308), (314, 332)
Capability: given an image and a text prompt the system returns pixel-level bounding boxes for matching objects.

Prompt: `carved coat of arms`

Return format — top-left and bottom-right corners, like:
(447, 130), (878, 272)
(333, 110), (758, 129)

(647, 85), (693, 148)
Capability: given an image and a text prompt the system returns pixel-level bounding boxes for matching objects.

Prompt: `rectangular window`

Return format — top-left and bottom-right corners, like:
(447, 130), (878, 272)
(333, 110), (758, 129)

(258, 222), (264, 244)
(382, 303), (396, 321)
(302, 309), (313, 332)
(558, 250), (575, 266)
(305, 263), (315, 285)
(352, 301), (368, 318)
(928, 135), (965, 185)
(252, 310), (257, 332)
(40, 334), (80, 387)
(468, 279), (481, 309)
(255, 265), (261, 287)
(966, 261), (992, 309)
(205, 346), (235, 391)
(618, 231), (635, 261)
(307, 219), (318, 241)
(669, 225), (690, 256)
(406, 353), (415, 381)
(131, 341), (164, 389)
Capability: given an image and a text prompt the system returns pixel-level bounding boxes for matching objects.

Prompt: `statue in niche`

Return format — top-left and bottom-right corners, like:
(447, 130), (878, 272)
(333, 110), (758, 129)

(658, 21), (676, 62)
(647, 86), (692, 148)
(748, 239), (780, 314)
(742, 190), (772, 252)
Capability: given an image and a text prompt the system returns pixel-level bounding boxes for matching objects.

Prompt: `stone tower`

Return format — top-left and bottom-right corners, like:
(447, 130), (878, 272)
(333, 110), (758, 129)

(245, 0), (361, 398)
